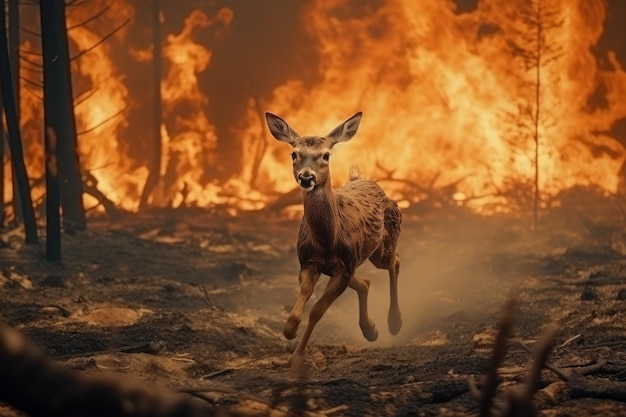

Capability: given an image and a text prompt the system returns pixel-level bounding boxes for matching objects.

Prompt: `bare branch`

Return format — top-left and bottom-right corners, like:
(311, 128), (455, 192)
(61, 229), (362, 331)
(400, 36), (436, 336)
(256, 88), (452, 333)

(71, 19), (130, 62)
(20, 26), (40, 37)
(19, 54), (42, 69)
(77, 106), (128, 136)
(19, 48), (41, 56)
(19, 75), (43, 89)
(67, 1), (114, 31)
(66, 0), (91, 6)
(73, 85), (101, 107)
(23, 84), (43, 101)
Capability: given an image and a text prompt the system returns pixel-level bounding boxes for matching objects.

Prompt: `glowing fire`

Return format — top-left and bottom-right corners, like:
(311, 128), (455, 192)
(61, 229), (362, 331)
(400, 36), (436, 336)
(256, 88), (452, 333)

(250, 0), (626, 212)
(6, 0), (626, 217)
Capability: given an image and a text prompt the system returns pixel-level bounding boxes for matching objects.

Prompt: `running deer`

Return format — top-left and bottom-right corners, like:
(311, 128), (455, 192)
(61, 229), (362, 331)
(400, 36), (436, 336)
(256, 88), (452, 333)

(265, 111), (403, 363)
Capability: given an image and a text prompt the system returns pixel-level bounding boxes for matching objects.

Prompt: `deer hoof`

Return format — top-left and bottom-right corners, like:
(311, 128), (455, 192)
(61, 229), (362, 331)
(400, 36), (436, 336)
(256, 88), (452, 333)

(361, 320), (379, 342)
(284, 316), (301, 340)
(388, 311), (402, 335)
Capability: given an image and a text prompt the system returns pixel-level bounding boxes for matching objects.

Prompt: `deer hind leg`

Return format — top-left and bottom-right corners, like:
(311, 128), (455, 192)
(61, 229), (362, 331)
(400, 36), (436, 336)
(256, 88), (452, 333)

(284, 266), (320, 340)
(387, 252), (402, 334)
(291, 271), (350, 361)
(348, 274), (378, 342)
(370, 201), (403, 334)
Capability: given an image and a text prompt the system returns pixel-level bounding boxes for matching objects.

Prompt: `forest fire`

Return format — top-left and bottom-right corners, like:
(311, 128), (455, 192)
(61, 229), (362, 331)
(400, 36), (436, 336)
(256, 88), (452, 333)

(6, 0), (626, 216)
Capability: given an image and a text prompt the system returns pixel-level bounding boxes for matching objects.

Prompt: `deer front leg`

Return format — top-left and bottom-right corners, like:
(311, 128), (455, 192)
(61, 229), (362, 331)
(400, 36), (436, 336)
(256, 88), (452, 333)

(291, 271), (349, 361)
(348, 274), (378, 342)
(284, 266), (320, 340)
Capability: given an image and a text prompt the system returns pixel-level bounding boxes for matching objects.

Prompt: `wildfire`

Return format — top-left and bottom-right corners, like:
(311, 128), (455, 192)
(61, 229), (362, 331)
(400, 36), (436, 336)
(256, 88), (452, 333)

(5, 0), (626, 217)
(252, 0), (626, 213)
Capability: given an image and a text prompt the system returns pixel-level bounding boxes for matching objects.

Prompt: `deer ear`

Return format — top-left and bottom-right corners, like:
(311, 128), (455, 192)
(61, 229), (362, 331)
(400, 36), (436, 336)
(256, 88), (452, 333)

(326, 112), (362, 146)
(266, 113), (299, 146)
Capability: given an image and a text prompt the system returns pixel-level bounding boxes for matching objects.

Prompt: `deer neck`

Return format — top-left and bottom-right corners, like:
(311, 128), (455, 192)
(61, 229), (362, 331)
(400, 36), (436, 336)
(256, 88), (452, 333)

(302, 181), (339, 250)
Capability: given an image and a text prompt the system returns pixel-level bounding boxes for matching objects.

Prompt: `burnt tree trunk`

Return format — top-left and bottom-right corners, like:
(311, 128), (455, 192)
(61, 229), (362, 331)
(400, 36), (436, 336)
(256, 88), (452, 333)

(7, 0), (21, 222)
(139, 0), (163, 209)
(0, 86), (5, 225)
(43, 128), (60, 261)
(40, 0), (86, 231)
(0, 1), (37, 244)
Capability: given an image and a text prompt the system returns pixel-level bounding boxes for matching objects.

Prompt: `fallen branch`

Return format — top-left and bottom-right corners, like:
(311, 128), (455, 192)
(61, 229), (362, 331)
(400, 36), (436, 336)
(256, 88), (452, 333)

(54, 340), (166, 360)
(469, 299), (624, 417)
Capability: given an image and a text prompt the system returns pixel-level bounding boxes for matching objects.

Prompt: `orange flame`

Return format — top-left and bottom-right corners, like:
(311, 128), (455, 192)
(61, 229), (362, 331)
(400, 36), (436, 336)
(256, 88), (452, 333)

(6, 0), (626, 217)
(250, 0), (626, 213)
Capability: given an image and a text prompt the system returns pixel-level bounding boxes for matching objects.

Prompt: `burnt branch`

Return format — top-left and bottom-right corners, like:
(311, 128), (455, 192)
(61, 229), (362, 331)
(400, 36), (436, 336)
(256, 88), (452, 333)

(23, 84), (43, 101)
(19, 48), (41, 56)
(19, 74), (43, 89)
(73, 85), (101, 107)
(66, 0), (91, 5)
(76, 105), (128, 136)
(19, 54), (42, 68)
(70, 18), (130, 61)
(20, 26), (40, 37)
(67, 0), (114, 30)
(468, 299), (624, 416)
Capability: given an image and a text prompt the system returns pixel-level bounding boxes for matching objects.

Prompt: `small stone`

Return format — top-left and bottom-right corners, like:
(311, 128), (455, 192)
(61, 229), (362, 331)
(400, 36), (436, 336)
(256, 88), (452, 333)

(581, 286), (598, 301)
(617, 289), (626, 300)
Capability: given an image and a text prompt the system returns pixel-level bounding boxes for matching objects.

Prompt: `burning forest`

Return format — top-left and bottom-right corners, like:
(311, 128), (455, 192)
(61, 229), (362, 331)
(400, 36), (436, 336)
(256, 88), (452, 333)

(1, 0), (626, 416)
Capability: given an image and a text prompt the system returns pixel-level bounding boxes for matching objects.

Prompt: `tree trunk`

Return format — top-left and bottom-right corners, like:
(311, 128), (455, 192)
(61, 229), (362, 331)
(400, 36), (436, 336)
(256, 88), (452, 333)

(7, 0), (21, 222)
(44, 128), (61, 262)
(532, 2), (542, 232)
(139, 0), (163, 209)
(40, 0), (86, 231)
(0, 87), (5, 225)
(0, 1), (38, 244)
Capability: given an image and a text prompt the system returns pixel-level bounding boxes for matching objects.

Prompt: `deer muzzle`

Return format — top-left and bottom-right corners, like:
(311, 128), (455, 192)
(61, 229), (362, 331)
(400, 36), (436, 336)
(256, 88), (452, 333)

(297, 171), (316, 192)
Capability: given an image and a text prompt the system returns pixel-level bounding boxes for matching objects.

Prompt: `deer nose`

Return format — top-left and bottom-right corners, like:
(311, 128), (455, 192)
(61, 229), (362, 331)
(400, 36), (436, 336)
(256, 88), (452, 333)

(298, 171), (316, 182)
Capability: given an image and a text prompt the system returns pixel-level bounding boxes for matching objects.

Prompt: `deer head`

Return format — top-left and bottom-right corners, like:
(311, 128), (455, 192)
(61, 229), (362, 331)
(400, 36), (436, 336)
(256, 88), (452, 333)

(265, 112), (363, 192)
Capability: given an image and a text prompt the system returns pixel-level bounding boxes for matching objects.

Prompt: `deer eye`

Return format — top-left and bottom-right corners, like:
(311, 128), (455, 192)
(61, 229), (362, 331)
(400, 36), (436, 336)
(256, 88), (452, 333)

(291, 152), (297, 161)
(322, 152), (330, 161)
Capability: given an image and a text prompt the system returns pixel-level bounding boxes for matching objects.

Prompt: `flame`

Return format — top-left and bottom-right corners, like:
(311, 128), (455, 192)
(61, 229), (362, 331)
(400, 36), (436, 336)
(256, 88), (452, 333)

(250, 0), (626, 213)
(5, 0), (626, 217)
(65, 0), (143, 211)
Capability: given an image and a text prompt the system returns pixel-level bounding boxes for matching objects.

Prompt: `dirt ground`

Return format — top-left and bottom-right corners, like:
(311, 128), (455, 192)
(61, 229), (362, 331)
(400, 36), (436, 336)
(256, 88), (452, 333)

(1, 192), (626, 416)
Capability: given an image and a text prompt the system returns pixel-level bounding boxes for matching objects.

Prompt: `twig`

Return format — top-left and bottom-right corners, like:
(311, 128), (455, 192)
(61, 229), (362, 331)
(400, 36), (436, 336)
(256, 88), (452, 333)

(54, 340), (166, 360)
(559, 333), (582, 348)
(319, 405), (348, 415)
(19, 75), (42, 89)
(481, 299), (516, 417)
(71, 19), (130, 61)
(67, 1), (114, 31)
(77, 105), (128, 136)
(201, 285), (216, 308)
(20, 26), (40, 37)
(518, 338), (570, 382)
(201, 368), (234, 379)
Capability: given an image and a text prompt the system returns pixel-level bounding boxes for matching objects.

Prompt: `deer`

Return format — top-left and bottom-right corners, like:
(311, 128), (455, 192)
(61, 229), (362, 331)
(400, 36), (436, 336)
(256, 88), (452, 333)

(265, 111), (403, 363)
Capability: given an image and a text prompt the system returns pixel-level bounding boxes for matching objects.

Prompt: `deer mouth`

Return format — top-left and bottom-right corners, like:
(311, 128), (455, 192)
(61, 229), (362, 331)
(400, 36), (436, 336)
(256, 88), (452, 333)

(298, 178), (316, 192)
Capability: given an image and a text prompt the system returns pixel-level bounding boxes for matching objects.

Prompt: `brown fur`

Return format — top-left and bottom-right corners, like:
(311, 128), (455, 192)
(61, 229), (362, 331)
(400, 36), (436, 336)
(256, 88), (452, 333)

(265, 112), (403, 364)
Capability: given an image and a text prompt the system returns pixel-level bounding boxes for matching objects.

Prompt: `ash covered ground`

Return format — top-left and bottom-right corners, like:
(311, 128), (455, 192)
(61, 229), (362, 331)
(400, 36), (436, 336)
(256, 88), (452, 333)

(1, 191), (626, 416)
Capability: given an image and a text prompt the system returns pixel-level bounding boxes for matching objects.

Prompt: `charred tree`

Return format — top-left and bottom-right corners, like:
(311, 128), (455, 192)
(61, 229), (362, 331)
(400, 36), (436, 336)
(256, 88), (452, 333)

(0, 87), (4, 225)
(40, 0), (86, 231)
(508, 0), (563, 231)
(139, 0), (163, 209)
(7, 0), (21, 222)
(0, 1), (37, 244)
(44, 128), (60, 262)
